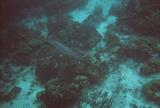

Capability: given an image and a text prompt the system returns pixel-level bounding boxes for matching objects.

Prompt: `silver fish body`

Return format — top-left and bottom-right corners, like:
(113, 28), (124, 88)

(46, 37), (79, 59)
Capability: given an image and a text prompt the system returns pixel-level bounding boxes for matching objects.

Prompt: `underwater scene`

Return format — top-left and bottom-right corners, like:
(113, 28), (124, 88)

(0, 0), (160, 108)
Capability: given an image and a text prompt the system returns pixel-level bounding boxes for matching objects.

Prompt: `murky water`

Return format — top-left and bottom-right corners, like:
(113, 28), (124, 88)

(0, 0), (160, 108)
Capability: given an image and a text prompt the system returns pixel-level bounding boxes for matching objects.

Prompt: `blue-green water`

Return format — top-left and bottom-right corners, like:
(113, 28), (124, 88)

(0, 0), (160, 108)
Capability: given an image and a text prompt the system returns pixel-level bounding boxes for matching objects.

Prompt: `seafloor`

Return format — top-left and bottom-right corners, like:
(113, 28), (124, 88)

(0, 0), (160, 108)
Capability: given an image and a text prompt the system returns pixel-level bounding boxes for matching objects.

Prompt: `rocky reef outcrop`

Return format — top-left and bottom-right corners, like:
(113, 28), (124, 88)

(0, 62), (21, 102)
(119, 36), (157, 61)
(35, 53), (107, 108)
(110, 0), (160, 37)
(140, 57), (160, 75)
(1, 0), (160, 107)
(143, 80), (160, 105)
(47, 16), (101, 51)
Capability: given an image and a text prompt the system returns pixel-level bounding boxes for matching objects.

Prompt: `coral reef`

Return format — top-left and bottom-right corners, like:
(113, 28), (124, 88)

(35, 54), (107, 108)
(143, 80), (160, 105)
(0, 63), (21, 102)
(119, 36), (157, 61)
(1, 0), (160, 108)
(0, 86), (21, 102)
(140, 57), (160, 75)
(37, 79), (81, 108)
(105, 33), (121, 54)
(48, 17), (101, 51)
(11, 14), (107, 108)
(113, 0), (160, 37)
(0, 0), (86, 29)
(44, 0), (86, 15)
(0, 28), (24, 60)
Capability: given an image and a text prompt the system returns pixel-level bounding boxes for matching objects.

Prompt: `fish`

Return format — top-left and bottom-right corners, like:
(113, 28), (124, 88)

(20, 29), (80, 59)
(46, 36), (80, 59)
